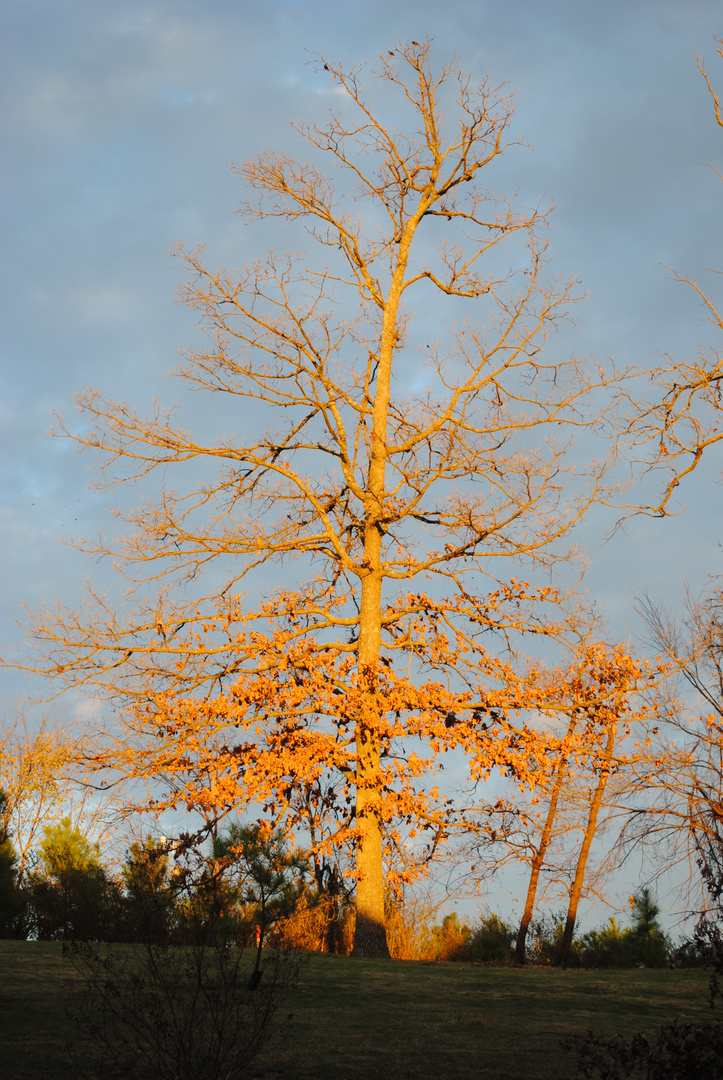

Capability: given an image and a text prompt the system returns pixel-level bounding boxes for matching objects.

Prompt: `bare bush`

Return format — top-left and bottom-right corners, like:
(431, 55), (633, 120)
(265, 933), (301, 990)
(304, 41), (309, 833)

(64, 933), (300, 1080)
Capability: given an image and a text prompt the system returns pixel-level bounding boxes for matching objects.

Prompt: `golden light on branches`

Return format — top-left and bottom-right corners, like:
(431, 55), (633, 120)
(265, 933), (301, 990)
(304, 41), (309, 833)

(12, 41), (627, 955)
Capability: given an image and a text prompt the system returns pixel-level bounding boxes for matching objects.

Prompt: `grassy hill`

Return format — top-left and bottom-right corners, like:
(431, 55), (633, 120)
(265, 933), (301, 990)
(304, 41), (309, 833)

(0, 940), (714, 1079)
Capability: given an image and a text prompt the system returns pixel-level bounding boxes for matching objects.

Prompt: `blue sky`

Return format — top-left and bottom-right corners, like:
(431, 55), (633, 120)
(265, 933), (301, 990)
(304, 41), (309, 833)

(3, 0), (723, 923)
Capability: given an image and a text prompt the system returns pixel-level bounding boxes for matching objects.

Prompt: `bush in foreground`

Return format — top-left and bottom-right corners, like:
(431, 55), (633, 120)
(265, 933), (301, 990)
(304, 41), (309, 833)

(64, 932), (301, 1080)
(563, 1021), (723, 1079)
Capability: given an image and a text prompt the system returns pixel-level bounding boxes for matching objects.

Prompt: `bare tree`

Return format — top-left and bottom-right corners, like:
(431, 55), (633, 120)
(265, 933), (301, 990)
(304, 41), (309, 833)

(16, 42), (622, 956)
(632, 589), (723, 910)
(629, 39), (723, 516)
(0, 713), (114, 885)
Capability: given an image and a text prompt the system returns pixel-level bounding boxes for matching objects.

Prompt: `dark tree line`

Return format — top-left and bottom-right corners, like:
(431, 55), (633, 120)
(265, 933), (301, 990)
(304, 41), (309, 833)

(0, 808), (309, 947)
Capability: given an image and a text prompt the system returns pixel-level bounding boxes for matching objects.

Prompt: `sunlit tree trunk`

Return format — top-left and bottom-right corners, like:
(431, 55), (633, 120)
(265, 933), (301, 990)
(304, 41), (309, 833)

(352, 222), (411, 956)
(514, 718), (576, 963)
(558, 718), (617, 967)
(353, 564), (388, 955)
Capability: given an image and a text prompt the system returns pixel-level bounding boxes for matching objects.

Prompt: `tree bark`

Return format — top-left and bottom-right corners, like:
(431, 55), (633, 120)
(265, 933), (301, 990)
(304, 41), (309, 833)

(350, 217), (416, 958)
(515, 715), (578, 963)
(558, 718), (617, 967)
(352, 566), (388, 956)
(515, 774), (566, 962)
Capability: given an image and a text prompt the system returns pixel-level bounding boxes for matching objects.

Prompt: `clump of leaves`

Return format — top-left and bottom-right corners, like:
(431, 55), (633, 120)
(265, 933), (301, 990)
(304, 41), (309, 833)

(64, 930), (300, 1080)
(563, 1021), (723, 1079)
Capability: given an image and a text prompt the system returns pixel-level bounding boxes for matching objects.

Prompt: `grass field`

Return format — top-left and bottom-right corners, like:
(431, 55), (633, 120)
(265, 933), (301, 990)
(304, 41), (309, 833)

(0, 940), (716, 1079)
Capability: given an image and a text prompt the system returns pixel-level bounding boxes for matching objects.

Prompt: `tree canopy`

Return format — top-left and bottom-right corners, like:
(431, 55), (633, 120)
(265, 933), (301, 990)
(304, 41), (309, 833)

(17, 41), (645, 956)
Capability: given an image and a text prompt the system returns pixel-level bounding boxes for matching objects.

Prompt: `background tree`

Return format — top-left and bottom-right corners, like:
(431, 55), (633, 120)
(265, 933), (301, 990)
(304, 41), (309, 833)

(0, 715), (82, 884)
(627, 885), (670, 968)
(632, 587), (723, 916)
(121, 836), (176, 943)
(557, 705), (625, 967)
(512, 706), (577, 963)
(20, 42), (623, 956)
(28, 817), (121, 941)
(462, 642), (656, 964)
(0, 790), (25, 935)
(211, 824), (309, 986)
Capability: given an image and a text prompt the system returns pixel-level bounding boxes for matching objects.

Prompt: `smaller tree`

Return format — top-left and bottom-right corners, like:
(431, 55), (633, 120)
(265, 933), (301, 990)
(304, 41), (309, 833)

(554, 649), (656, 967)
(628, 886), (670, 968)
(121, 837), (176, 943)
(210, 824), (309, 987)
(463, 642), (657, 965)
(28, 818), (120, 941)
(0, 791), (25, 936)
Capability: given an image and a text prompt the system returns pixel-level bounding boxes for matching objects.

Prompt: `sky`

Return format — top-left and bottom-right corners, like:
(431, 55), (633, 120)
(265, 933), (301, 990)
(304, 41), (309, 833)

(3, 0), (723, 925)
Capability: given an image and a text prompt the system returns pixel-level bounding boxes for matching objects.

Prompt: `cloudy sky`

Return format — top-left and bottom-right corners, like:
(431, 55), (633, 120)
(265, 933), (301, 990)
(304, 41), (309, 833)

(3, 0), (723, 914)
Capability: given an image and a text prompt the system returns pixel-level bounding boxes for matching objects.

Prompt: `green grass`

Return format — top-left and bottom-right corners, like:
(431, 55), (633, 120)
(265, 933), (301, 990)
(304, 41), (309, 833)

(0, 941), (715, 1079)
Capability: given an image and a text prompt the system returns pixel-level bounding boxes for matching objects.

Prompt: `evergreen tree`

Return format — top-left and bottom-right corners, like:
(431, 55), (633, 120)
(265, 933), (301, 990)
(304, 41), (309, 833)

(0, 790), (25, 936)
(29, 817), (120, 941)
(121, 837), (176, 942)
(629, 886), (670, 967)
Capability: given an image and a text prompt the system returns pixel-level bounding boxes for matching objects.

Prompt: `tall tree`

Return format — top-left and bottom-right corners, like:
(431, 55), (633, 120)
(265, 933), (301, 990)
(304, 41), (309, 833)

(18, 42), (621, 955)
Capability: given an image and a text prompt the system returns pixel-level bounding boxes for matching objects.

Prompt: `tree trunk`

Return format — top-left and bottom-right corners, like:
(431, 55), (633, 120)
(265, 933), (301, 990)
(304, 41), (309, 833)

(515, 716), (577, 963)
(350, 230), (413, 958)
(350, 445), (388, 956)
(352, 771), (388, 956)
(515, 773), (566, 962)
(352, 564), (390, 958)
(558, 719), (617, 967)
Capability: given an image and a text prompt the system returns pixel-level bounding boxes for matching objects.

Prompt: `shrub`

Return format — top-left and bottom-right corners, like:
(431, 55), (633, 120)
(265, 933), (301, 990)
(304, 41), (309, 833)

(528, 911), (583, 967)
(64, 933), (300, 1080)
(563, 1021), (723, 1079)
(273, 890), (354, 955)
(431, 912), (473, 961)
(529, 888), (670, 970)
(384, 886), (439, 961)
(466, 914), (515, 963)
(580, 918), (631, 970)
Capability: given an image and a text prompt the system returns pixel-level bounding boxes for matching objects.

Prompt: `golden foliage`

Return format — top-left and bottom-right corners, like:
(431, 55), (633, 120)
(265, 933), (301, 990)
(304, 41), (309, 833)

(12, 42), (631, 954)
